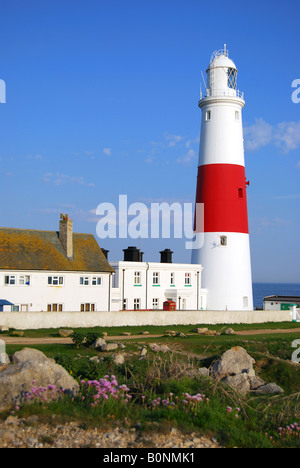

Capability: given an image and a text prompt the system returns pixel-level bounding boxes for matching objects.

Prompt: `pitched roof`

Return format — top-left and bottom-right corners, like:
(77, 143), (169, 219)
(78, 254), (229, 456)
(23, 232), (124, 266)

(0, 228), (114, 273)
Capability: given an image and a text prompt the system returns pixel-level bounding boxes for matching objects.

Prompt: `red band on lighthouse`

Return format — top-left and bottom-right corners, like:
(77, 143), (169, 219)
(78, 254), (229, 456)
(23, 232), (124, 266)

(195, 163), (249, 234)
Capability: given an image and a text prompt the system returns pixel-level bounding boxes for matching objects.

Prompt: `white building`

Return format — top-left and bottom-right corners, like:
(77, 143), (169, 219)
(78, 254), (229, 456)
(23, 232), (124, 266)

(110, 247), (207, 311)
(0, 215), (114, 312)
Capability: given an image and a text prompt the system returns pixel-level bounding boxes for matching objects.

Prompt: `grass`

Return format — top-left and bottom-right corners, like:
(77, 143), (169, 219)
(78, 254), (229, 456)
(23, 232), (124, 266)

(2, 322), (300, 448)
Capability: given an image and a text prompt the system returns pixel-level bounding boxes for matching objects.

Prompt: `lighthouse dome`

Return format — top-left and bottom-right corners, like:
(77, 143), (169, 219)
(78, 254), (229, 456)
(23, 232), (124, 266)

(208, 54), (237, 71)
(205, 46), (242, 98)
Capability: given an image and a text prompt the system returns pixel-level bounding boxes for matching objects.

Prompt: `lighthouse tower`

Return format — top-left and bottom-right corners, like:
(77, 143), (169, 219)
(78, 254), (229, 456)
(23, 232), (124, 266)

(191, 46), (253, 311)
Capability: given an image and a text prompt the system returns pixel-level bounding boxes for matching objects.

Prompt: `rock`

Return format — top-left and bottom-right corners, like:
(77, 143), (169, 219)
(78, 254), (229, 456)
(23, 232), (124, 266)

(118, 343), (126, 349)
(210, 346), (255, 380)
(105, 343), (119, 351)
(249, 375), (266, 390)
(121, 332), (131, 336)
(140, 347), (147, 357)
(198, 367), (210, 377)
(252, 383), (284, 395)
(0, 430), (15, 444)
(224, 328), (235, 335)
(223, 373), (250, 394)
(176, 332), (187, 337)
(113, 354), (125, 365)
(193, 328), (208, 334)
(149, 343), (171, 353)
(165, 330), (177, 336)
(204, 330), (217, 336)
(0, 353), (10, 364)
(0, 348), (79, 412)
(58, 329), (73, 337)
(93, 338), (106, 350)
(139, 331), (149, 335)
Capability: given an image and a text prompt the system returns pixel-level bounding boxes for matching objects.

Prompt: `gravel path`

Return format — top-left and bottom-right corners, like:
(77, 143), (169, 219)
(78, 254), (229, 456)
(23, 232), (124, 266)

(1, 327), (300, 345)
(0, 415), (221, 449)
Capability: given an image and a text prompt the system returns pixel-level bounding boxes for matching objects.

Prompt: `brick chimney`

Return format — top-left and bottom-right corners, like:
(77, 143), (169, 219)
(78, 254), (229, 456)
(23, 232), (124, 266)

(59, 214), (73, 258)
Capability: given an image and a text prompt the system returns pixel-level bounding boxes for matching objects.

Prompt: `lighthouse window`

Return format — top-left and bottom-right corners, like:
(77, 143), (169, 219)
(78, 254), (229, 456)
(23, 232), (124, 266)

(238, 188), (244, 198)
(227, 68), (237, 89)
(220, 236), (227, 246)
(205, 110), (211, 121)
(235, 111), (240, 121)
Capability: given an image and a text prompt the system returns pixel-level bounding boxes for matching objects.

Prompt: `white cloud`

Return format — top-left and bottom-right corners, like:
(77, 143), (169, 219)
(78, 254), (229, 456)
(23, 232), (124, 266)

(274, 121), (300, 153)
(244, 118), (300, 153)
(243, 118), (273, 151)
(43, 172), (95, 187)
(103, 148), (112, 156)
(176, 149), (197, 165)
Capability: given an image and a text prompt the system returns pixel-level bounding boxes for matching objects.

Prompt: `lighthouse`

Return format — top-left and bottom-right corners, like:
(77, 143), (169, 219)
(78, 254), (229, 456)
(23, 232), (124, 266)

(191, 46), (253, 311)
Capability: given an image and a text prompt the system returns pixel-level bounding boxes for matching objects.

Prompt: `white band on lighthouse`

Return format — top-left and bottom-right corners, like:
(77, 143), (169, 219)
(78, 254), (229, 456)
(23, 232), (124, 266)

(192, 47), (253, 311)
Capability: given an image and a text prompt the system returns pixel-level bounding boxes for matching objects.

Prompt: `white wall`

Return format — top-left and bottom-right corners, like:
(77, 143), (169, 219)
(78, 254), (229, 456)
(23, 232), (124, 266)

(0, 309), (292, 330)
(0, 270), (111, 312)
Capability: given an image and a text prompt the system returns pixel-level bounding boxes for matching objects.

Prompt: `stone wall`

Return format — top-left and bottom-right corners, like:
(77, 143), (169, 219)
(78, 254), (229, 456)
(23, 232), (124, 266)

(0, 309), (292, 330)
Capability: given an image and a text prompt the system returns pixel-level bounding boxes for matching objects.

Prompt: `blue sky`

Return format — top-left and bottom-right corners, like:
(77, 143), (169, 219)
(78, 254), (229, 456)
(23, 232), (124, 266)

(0, 0), (300, 282)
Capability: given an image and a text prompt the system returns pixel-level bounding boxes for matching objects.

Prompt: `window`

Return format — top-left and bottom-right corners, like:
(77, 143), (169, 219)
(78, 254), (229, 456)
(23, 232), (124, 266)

(152, 298), (159, 310)
(170, 272), (175, 286)
(123, 299), (128, 310)
(47, 304), (63, 312)
(220, 235), (228, 246)
(227, 68), (237, 89)
(80, 303), (95, 312)
(4, 275), (16, 285)
(19, 275), (31, 286)
(80, 276), (90, 286)
(235, 111), (240, 121)
(134, 298), (141, 310)
(238, 188), (244, 198)
(185, 273), (191, 285)
(152, 272), (159, 285)
(12, 305), (19, 311)
(205, 110), (211, 121)
(92, 277), (102, 286)
(134, 271), (141, 285)
(48, 276), (64, 286)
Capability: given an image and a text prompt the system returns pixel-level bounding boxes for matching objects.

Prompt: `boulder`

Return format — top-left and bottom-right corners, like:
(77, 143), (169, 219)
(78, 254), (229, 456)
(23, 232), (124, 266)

(252, 383), (284, 395)
(93, 338), (107, 350)
(0, 348), (79, 412)
(193, 328), (208, 334)
(149, 343), (171, 353)
(210, 346), (255, 380)
(223, 373), (250, 395)
(113, 354), (125, 365)
(224, 328), (235, 335)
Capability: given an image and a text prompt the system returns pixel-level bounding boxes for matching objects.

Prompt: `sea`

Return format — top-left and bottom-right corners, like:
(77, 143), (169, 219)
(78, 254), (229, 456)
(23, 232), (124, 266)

(252, 283), (300, 309)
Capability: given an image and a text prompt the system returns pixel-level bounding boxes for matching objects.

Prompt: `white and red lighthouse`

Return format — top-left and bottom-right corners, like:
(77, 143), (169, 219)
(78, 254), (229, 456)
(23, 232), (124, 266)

(191, 46), (253, 311)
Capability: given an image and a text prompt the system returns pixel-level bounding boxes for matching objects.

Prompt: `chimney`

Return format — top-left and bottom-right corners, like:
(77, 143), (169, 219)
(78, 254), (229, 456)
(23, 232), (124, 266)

(160, 249), (173, 263)
(101, 248), (109, 259)
(123, 246), (143, 262)
(59, 214), (73, 258)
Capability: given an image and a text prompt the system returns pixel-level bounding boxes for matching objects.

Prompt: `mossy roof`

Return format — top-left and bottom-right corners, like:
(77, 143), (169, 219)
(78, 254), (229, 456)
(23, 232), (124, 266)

(0, 228), (114, 273)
